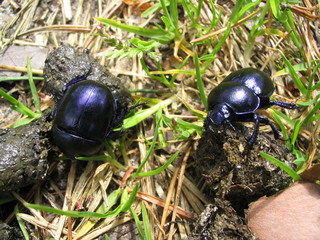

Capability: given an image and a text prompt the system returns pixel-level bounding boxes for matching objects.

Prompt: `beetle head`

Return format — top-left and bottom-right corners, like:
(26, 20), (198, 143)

(206, 104), (232, 131)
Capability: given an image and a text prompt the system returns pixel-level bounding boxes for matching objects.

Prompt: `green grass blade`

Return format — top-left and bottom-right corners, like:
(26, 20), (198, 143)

(269, 108), (290, 148)
(157, 112), (167, 148)
(229, 0), (244, 23)
(0, 89), (35, 118)
(152, 21), (170, 34)
(136, 108), (161, 174)
(196, 0), (203, 19)
(25, 203), (110, 218)
(9, 105), (29, 115)
(270, 0), (286, 21)
(180, 101), (206, 120)
(140, 58), (176, 90)
(169, 0), (178, 31)
(130, 38), (161, 51)
(273, 62), (308, 77)
(135, 152), (179, 178)
(201, 22), (231, 69)
(176, 119), (203, 135)
(98, 188), (121, 214)
(260, 152), (300, 180)
(0, 193), (15, 205)
(296, 93), (320, 106)
(120, 96), (176, 130)
(160, 0), (170, 21)
(98, 47), (142, 60)
(10, 117), (37, 128)
(280, 51), (307, 97)
(26, 185), (139, 218)
(310, 61), (320, 92)
(294, 150), (307, 173)
(156, 61), (172, 88)
(291, 119), (301, 147)
(161, 16), (175, 33)
(169, 55), (190, 85)
(26, 57), (41, 113)
(181, 0), (197, 26)
(284, 9), (303, 49)
(270, 107), (295, 126)
(207, 0), (221, 33)
(129, 206), (144, 240)
(76, 188), (121, 236)
(121, 184), (139, 212)
(15, 205), (30, 240)
(142, 201), (152, 240)
(0, 76), (43, 81)
(77, 154), (126, 171)
(269, 110), (288, 135)
(141, 2), (166, 18)
(160, 0), (181, 38)
(301, 100), (320, 126)
(237, 0), (262, 22)
(194, 51), (207, 110)
(307, 113), (320, 123)
(96, 18), (174, 43)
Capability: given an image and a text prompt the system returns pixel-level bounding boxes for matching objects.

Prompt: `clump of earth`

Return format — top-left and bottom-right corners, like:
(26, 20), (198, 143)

(191, 122), (295, 238)
(0, 44), (134, 193)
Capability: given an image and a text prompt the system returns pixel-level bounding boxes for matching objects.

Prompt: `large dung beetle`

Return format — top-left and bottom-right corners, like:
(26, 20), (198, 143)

(205, 68), (298, 145)
(52, 78), (121, 156)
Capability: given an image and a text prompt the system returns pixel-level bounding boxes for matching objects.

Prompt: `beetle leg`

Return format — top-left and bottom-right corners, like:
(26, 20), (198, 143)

(106, 98), (143, 139)
(106, 95), (118, 138)
(129, 102), (147, 110)
(270, 100), (300, 109)
(255, 115), (282, 140)
(62, 66), (93, 92)
(248, 114), (260, 146)
(225, 119), (236, 131)
(248, 114), (282, 145)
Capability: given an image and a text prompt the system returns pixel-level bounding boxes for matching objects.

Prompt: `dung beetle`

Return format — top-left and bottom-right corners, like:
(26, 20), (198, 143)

(205, 68), (298, 145)
(52, 79), (120, 156)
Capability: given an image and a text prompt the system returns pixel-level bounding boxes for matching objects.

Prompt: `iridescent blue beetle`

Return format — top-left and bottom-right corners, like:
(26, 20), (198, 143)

(205, 68), (298, 145)
(52, 78), (123, 156)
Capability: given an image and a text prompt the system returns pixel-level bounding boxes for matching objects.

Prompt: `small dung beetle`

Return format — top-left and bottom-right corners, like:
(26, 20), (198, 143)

(205, 68), (298, 145)
(52, 79), (117, 156)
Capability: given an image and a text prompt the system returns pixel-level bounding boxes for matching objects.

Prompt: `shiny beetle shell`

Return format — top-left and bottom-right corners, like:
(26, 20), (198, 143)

(52, 80), (115, 156)
(222, 68), (274, 99)
(207, 82), (260, 115)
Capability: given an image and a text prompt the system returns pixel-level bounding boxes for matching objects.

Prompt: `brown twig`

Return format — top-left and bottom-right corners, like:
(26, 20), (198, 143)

(168, 145), (191, 240)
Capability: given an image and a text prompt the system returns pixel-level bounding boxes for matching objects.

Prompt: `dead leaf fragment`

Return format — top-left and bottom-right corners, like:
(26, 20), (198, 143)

(247, 181), (320, 240)
(300, 163), (320, 182)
